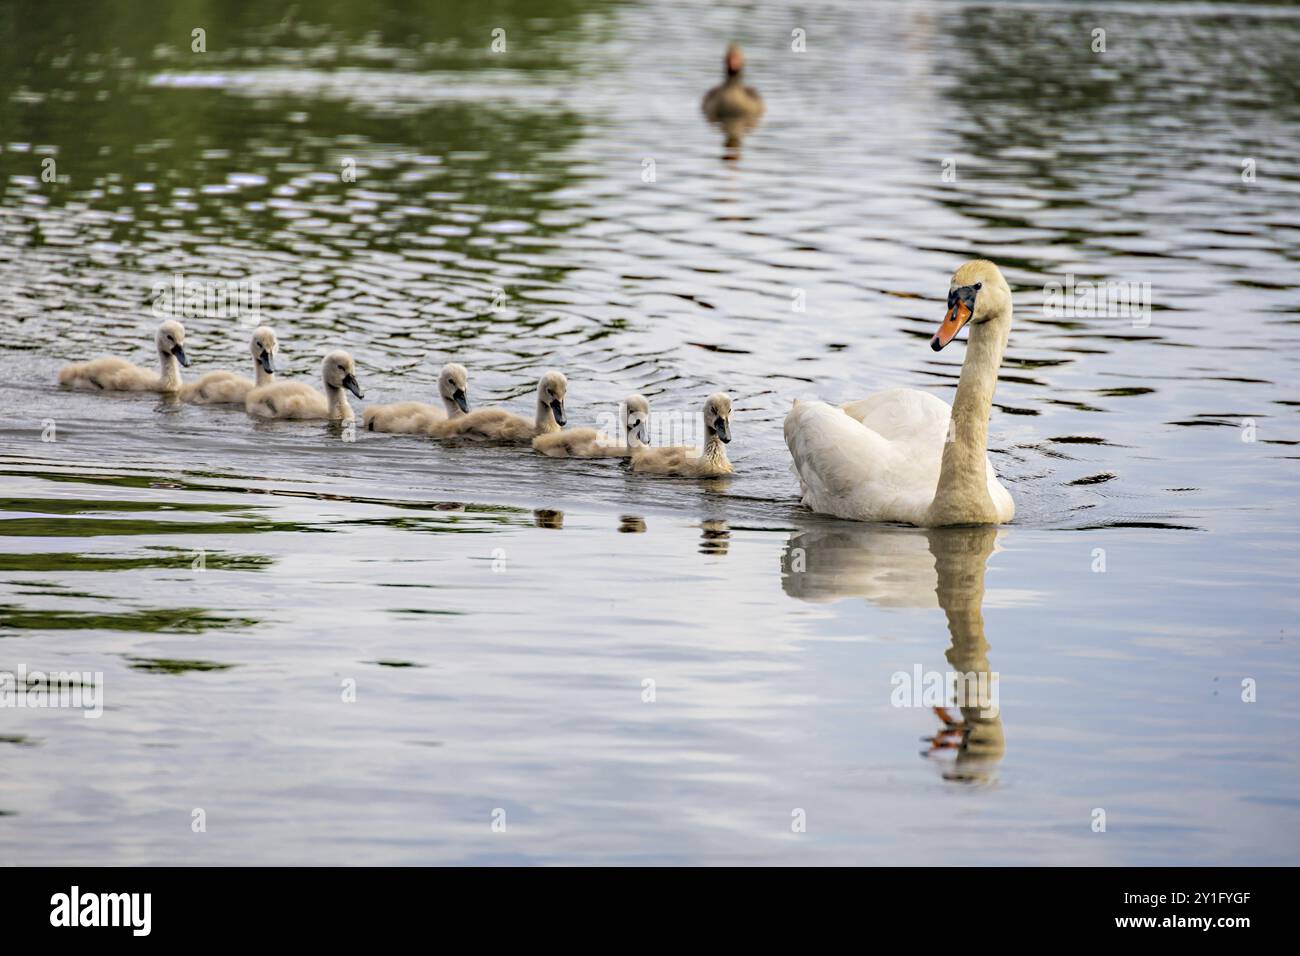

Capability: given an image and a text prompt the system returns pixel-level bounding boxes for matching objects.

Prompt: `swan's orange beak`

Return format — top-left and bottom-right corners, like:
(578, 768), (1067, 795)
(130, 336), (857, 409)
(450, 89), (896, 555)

(932, 289), (974, 351)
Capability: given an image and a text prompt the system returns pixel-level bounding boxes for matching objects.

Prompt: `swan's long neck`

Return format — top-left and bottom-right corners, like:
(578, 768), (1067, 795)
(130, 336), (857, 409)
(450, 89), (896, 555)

(535, 396), (560, 434)
(158, 350), (182, 392)
(928, 306), (1010, 526)
(254, 361), (273, 387)
(326, 385), (352, 421)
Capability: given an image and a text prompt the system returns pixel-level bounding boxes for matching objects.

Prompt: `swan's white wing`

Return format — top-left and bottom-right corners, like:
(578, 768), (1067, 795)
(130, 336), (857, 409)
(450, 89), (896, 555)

(841, 387), (951, 447)
(785, 400), (939, 524)
(986, 459), (1016, 523)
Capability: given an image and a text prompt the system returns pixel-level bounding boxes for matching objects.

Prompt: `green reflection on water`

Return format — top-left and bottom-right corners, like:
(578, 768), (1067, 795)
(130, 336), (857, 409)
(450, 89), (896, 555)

(0, 605), (258, 633)
(125, 656), (236, 675)
(0, 548), (273, 572)
(0, 0), (599, 278)
(0, 497), (261, 516)
(0, 515), (327, 537)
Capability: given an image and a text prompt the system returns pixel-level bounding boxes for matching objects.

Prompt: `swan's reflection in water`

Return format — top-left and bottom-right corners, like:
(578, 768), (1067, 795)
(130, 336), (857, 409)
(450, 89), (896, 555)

(782, 524), (1005, 784)
(926, 526), (1004, 784)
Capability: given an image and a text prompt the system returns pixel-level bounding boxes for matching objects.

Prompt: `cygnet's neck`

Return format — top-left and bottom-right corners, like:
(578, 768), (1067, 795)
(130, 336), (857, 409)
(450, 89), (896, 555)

(157, 349), (182, 392)
(326, 384), (353, 421)
(535, 396), (561, 434)
(701, 432), (730, 469)
(441, 393), (464, 419)
(254, 359), (274, 387)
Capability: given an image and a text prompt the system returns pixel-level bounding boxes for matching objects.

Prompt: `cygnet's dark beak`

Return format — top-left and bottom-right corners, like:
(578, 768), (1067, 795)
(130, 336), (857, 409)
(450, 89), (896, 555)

(171, 344), (190, 367)
(259, 349), (275, 374)
(714, 418), (731, 444)
(550, 399), (566, 427)
(343, 373), (364, 399)
(454, 389), (469, 414)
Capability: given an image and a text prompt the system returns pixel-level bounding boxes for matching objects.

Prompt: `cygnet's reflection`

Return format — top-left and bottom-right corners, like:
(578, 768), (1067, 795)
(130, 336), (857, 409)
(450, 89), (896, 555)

(699, 519), (730, 556)
(618, 514), (647, 534)
(782, 523), (1005, 783)
(533, 508), (564, 530)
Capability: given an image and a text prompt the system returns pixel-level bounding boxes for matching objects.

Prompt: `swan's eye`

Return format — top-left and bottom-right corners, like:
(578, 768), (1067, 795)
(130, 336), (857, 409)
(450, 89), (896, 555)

(973, 282), (982, 291)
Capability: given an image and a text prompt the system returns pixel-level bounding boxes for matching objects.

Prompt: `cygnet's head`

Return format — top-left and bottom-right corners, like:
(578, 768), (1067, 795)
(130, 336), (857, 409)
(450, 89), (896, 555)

(622, 393), (650, 445)
(438, 363), (470, 413)
(704, 392), (732, 444)
(538, 370), (567, 426)
(156, 320), (189, 366)
(932, 259), (1011, 351)
(250, 326), (277, 374)
(322, 350), (363, 398)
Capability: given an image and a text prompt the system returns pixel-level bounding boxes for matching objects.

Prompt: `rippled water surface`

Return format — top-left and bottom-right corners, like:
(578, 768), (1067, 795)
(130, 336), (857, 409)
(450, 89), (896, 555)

(2, 0), (1299, 864)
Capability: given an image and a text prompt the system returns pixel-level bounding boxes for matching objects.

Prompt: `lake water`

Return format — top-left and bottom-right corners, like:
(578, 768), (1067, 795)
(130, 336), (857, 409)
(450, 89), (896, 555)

(2, 0), (1299, 864)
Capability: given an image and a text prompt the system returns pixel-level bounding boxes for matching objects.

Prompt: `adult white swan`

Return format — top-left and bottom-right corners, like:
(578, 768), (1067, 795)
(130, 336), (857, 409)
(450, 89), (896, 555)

(784, 260), (1015, 526)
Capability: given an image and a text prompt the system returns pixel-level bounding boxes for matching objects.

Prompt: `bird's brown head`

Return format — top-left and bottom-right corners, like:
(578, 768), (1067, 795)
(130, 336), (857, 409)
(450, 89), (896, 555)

(725, 43), (745, 77)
